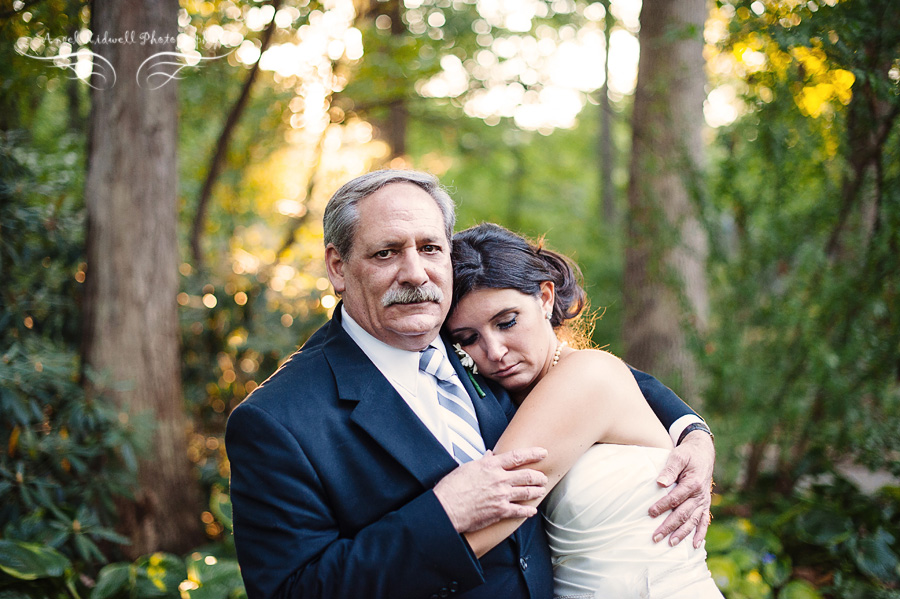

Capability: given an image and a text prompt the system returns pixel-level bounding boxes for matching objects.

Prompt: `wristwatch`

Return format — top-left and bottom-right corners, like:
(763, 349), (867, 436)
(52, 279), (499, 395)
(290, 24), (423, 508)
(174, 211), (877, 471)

(677, 421), (714, 445)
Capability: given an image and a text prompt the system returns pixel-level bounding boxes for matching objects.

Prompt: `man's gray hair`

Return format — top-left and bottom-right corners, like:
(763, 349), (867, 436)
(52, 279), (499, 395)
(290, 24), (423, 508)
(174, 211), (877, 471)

(323, 169), (456, 258)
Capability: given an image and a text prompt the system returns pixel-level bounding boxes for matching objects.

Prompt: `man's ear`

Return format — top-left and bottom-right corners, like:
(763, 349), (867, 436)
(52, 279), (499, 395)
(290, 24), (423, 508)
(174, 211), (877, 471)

(325, 244), (347, 293)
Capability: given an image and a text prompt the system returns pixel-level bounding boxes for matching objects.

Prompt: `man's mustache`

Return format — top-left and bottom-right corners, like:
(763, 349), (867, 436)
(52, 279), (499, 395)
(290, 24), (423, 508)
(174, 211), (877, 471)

(381, 284), (444, 307)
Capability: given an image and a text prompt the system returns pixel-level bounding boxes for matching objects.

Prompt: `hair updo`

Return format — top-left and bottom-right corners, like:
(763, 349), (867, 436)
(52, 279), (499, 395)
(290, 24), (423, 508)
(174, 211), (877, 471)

(450, 223), (590, 340)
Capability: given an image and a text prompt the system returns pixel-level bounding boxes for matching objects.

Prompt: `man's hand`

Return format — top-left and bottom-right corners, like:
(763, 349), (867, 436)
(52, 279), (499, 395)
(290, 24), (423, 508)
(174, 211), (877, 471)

(650, 430), (715, 548)
(434, 447), (549, 534)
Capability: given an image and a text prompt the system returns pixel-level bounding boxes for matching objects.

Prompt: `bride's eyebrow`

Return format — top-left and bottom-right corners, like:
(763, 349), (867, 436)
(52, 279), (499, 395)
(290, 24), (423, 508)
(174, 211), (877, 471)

(490, 307), (517, 321)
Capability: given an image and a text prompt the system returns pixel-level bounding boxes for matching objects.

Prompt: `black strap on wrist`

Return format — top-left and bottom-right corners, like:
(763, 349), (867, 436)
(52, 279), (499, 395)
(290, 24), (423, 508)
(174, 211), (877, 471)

(677, 421), (714, 446)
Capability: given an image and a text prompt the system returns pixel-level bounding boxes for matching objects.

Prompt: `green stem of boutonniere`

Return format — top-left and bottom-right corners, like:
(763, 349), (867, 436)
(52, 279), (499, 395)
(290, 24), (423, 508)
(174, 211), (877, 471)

(466, 369), (486, 398)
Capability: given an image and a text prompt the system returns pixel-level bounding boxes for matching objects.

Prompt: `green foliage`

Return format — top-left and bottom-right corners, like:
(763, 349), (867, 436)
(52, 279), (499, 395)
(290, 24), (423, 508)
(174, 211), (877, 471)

(705, 516), (792, 598)
(0, 540), (70, 581)
(89, 551), (246, 599)
(703, 0), (900, 489)
(0, 490), (243, 599)
(0, 133), (146, 587)
(88, 491), (243, 599)
(0, 0), (89, 132)
(0, 539), (80, 599)
(708, 476), (900, 598)
(708, 475), (900, 598)
(776, 478), (900, 593)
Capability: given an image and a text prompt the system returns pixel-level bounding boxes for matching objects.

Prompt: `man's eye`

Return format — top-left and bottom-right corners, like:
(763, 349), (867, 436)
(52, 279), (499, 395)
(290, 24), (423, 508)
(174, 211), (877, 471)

(498, 317), (517, 331)
(374, 250), (393, 258)
(421, 245), (441, 254)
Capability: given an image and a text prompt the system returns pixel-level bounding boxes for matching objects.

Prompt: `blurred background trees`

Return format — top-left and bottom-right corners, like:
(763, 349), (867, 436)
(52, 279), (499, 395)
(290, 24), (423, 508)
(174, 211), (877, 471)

(1, 0), (898, 597)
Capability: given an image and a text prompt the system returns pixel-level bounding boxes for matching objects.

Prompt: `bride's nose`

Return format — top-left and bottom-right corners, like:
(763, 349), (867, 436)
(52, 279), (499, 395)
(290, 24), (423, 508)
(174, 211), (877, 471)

(483, 335), (507, 362)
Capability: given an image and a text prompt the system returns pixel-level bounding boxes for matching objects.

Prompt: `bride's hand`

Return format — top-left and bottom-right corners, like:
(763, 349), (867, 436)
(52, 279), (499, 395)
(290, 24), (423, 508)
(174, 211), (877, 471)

(649, 430), (715, 548)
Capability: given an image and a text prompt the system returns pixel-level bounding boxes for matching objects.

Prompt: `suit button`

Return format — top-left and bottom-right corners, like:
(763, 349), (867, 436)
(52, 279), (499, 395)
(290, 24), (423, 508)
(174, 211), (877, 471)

(449, 581), (459, 592)
(519, 557), (528, 571)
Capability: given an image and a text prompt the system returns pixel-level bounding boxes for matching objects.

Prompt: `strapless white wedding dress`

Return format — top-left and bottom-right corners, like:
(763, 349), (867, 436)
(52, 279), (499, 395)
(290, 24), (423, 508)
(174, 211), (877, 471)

(543, 444), (723, 599)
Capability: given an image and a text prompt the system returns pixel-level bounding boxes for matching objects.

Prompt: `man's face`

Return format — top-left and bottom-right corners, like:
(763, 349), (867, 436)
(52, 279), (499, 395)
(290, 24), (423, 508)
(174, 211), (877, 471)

(325, 182), (453, 351)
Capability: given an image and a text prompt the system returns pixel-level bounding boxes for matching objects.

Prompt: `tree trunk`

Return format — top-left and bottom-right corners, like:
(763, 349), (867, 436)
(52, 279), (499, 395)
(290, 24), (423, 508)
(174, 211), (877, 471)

(367, 0), (407, 160)
(598, 0), (615, 223)
(623, 0), (710, 399)
(82, 0), (204, 557)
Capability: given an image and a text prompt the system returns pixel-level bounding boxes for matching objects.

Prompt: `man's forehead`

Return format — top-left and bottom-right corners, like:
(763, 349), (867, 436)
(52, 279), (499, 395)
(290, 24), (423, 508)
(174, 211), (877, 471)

(356, 188), (445, 229)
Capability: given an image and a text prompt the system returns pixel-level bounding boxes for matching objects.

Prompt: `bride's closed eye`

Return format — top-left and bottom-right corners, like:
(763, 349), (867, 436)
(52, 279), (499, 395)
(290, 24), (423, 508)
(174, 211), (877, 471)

(498, 316), (517, 330)
(454, 334), (477, 347)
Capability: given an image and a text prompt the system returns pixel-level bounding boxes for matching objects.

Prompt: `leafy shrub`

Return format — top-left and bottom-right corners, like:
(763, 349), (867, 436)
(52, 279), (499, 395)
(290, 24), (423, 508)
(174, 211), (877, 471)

(705, 516), (796, 599)
(0, 539), (76, 599)
(0, 490), (243, 599)
(0, 132), (148, 588)
(707, 473), (900, 599)
(776, 477), (900, 596)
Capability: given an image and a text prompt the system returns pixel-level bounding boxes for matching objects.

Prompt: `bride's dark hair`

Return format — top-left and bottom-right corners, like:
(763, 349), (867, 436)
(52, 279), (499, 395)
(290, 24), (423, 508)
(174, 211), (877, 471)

(450, 223), (593, 346)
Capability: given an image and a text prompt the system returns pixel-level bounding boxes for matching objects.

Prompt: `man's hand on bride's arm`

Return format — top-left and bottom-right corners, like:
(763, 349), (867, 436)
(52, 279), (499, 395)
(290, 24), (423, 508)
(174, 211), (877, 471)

(434, 447), (549, 534)
(649, 430), (715, 549)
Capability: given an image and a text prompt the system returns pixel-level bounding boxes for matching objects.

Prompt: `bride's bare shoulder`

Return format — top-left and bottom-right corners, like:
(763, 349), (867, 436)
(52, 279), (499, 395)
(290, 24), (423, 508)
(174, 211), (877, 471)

(557, 348), (628, 370)
(549, 348), (633, 385)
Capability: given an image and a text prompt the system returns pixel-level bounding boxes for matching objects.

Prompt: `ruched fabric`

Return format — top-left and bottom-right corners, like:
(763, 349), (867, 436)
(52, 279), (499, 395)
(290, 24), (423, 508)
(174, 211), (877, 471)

(543, 444), (724, 599)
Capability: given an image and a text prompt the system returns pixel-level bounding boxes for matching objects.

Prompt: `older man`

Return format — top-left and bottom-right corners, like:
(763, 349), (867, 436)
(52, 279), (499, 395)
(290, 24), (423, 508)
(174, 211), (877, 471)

(226, 170), (714, 599)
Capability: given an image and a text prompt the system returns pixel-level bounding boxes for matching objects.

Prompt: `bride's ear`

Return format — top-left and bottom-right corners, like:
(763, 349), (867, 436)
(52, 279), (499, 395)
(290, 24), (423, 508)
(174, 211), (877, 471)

(539, 281), (555, 316)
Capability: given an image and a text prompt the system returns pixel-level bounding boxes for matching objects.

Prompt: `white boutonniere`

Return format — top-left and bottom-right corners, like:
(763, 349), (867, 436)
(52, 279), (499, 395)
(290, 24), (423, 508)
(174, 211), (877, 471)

(453, 343), (478, 374)
(453, 343), (485, 398)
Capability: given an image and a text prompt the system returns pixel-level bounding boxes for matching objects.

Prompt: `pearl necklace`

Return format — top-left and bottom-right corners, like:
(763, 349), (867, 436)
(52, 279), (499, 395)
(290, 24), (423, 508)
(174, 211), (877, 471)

(551, 341), (567, 368)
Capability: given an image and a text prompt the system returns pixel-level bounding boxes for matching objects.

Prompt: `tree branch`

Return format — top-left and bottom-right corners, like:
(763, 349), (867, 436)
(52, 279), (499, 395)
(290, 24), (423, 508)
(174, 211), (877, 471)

(190, 0), (283, 268)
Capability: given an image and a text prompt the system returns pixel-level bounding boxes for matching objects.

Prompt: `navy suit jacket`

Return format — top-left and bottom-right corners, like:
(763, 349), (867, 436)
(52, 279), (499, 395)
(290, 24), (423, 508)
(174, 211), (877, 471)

(226, 308), (698, 599)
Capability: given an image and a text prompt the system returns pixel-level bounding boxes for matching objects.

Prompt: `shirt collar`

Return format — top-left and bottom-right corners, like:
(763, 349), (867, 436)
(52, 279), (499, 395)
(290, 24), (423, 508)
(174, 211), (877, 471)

(340, 305), (450, 394)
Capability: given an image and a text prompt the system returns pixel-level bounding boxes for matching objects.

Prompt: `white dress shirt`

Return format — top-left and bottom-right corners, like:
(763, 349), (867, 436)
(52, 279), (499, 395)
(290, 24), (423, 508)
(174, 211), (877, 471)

(341, 306), (474, 456)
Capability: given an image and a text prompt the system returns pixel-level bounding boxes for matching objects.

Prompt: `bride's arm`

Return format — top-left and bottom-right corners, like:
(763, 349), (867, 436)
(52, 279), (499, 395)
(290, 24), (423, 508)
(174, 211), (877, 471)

(464, 350), (672, 557)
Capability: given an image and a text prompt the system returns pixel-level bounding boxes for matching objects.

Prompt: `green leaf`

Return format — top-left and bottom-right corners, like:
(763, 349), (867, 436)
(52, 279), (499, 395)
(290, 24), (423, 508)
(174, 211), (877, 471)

(795, 509), (853, 547)
(0, 539), (70, 580)
(853, 527), (900, 583)
(89, 526), (131, 545)
(762, 555), (792, 587)
(132, 552), (187, 598)
(209, 486), (233, 532)
(736, 573), (772, 599)
(91, 563), (131, 599)
(729, 547), (759, 570)
(778, 580), (823, 599)
(184, 556), (244, 599)
(705, 522), (739, 553)
(707, 555), (742, 591)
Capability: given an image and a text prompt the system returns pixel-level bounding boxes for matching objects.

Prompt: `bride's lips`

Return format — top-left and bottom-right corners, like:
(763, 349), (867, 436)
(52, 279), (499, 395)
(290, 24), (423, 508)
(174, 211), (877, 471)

(491, 363), (520, 378)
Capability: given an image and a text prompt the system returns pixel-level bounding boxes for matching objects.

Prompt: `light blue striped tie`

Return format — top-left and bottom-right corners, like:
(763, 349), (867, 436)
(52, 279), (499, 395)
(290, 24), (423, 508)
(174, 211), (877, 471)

(419, 346), (486, 464)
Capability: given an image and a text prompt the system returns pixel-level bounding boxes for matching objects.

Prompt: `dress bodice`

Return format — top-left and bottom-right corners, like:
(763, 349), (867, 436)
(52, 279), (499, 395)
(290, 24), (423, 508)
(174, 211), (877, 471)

(543, 444), (723, 599)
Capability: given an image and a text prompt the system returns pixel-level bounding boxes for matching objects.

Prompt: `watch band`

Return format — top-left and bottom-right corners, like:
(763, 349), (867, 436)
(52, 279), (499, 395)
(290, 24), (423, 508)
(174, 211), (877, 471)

(677, 421), (714, 445)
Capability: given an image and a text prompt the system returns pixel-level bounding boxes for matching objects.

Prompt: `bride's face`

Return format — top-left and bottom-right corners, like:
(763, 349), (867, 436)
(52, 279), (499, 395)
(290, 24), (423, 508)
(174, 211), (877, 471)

(446, 283), (556, 401)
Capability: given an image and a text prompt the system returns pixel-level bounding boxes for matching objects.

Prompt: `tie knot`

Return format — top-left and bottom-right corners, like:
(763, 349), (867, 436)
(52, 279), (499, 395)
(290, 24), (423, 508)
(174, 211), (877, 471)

(419, 346), (456, 382)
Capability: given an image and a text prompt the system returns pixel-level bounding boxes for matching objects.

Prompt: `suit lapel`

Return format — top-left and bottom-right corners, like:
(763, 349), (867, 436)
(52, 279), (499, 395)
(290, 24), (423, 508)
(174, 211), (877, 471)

(322, 314), (457, 488)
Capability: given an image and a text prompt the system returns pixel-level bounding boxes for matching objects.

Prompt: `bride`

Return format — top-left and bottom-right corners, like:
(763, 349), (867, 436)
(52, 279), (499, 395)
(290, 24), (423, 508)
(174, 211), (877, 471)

(445, 223), (724, 599)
